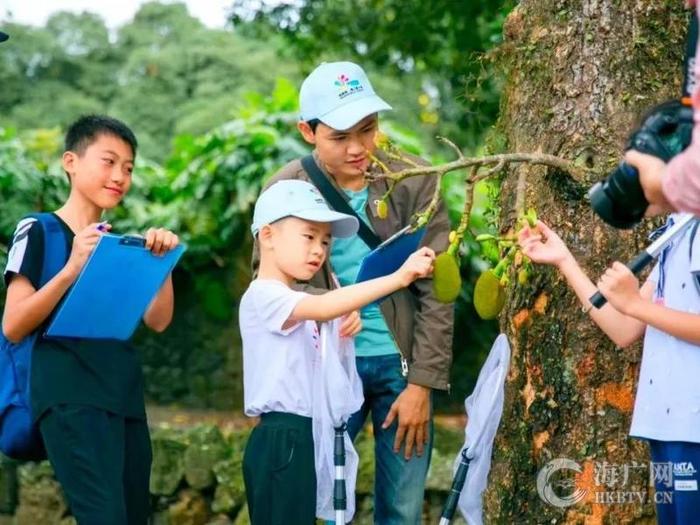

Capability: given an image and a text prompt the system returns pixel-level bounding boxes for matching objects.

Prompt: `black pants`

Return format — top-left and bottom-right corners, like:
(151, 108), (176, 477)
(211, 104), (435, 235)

(243, 412), (316, 525)
(39, 405), (152, 525)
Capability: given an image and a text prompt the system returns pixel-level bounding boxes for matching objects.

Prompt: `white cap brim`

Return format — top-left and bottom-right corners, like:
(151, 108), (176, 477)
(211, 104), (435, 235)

(318, 94), (392, 131)
(290, 208), (360, 238)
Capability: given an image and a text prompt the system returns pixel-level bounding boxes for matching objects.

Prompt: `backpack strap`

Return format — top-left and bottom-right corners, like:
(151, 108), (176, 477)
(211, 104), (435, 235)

(27, 213), (69, 288)
(301, 155), (381, 250)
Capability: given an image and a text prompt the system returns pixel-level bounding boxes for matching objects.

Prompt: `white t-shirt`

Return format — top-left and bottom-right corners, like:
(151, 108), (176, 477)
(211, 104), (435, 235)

(630, 213), (700, 443)
(239, 279), (319, 418)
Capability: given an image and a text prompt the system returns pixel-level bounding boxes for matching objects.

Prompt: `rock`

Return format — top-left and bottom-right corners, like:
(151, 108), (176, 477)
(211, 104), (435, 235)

(167, 488), (210, 525)
(231, 504), (250, 525)
(427, 425), (465, 492)
(184, 425), (228, 490)
(14, 461), (68, 525)
(425, 448), (456, 492)
(151, 427), (188, 496)
(211, 456), (245, 514)
(226, 428), (251, 457)
(350, 496), (374, 525)
(205, 514), (233, 525)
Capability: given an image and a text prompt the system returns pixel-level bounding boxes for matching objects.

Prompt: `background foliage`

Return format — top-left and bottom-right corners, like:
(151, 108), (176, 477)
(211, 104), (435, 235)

(0, 0), (515, 411)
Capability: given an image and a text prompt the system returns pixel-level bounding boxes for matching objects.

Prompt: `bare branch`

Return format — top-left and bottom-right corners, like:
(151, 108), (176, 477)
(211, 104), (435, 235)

(437, 136), (465, 160)
(366, 152), (582, 184)
(385, 148), (420, 167)
(415, 168), (445, 226)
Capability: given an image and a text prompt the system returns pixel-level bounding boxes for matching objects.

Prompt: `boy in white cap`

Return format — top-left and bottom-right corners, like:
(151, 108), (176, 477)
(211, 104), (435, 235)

(252, 61), (453, 524)
(241, 179), (436, 524)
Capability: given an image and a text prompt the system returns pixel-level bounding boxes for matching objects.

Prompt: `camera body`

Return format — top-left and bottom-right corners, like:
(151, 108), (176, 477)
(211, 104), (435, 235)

(588, 100), (694, 228)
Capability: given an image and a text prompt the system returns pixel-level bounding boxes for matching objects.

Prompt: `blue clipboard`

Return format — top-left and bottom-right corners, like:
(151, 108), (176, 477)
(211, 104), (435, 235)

(46, 234), (186, 340)
(355, 225), (426, 284)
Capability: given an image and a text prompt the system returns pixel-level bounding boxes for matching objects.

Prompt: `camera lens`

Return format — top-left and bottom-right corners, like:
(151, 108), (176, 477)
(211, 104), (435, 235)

(589, 162), (647, 229)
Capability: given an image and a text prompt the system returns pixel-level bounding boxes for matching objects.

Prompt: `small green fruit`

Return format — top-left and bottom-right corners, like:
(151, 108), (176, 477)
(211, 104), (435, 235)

(474, 270), (506, 320)
(376, 199), (388, 219)
(433, 252), (462, 303)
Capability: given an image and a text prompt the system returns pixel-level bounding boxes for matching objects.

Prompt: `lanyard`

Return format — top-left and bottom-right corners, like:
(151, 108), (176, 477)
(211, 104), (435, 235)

(653, 217), (675, 300)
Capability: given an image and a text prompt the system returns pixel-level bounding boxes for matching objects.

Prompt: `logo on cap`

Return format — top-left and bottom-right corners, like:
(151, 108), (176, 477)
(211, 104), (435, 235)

(334, 74), (364, 100)
(308, 186), (325, 205)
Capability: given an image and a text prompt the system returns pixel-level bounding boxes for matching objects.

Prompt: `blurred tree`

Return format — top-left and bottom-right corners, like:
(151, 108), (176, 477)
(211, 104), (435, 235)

(230, 0), (516, 150)
(0, 14), (109, 128)
(0, 2), (302, 161)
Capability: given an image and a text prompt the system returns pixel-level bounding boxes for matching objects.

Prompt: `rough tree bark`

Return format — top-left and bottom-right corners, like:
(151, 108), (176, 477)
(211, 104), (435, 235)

(484, 2), (688, 524)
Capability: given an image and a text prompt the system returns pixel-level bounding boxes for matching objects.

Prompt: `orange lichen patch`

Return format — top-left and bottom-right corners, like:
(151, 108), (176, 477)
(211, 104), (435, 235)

(575, 460), (596, 504)
(571, 460), (608, 525)
(513, 308), (531, 329)
(595, 382), (634, 413)
(533, 430), (550, 454)
(533, 292), (549, 314)
(575, 352), (596, 387)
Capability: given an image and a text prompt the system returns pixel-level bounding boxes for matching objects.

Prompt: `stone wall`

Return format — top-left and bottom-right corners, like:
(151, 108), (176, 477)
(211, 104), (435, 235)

(0, 424), (467, 524)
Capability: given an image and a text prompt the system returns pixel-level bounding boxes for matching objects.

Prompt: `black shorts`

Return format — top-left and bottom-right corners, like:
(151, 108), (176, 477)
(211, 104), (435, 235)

(243, 412), (316, 524)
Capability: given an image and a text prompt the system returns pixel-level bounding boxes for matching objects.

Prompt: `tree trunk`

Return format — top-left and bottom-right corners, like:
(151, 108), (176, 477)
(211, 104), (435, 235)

(485, 2), (688, 523)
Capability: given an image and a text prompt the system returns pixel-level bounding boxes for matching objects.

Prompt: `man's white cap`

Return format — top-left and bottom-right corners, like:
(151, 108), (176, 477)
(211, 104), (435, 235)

(299, 61), (392, 131)
(251, 180), (359, 238)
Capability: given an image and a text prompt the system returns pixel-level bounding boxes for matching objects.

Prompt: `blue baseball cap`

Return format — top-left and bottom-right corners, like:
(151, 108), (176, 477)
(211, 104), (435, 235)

(0, 31), (8, 43)
(252, 180), (359, 238)
(299, 61), (392, 131)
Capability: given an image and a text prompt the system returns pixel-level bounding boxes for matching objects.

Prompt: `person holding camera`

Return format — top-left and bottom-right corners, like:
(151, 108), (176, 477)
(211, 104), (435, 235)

(628, 0), (700, 215)
(518, 216), (700, 523)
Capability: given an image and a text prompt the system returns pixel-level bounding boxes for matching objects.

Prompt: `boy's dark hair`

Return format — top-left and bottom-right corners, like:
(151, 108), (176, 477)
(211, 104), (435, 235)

(306, 119), (321, 133)
(64, 115), (138, 158)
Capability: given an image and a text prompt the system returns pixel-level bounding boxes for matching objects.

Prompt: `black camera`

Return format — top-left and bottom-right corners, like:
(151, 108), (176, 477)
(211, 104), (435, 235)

(588, 100), (694, 229)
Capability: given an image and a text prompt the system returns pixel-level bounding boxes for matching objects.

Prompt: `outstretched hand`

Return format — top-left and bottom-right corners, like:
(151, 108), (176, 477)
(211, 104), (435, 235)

(396, 247), (435, 287)
(518, 220), (572, 268)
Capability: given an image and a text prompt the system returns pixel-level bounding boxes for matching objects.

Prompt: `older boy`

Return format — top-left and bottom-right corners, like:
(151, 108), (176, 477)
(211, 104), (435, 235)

(2, 115), (179, 525)
(252, 61), (454, 524)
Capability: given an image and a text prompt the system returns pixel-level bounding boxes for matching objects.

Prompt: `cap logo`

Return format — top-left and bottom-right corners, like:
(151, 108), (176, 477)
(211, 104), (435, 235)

(334, 74), (364, 100)
(308, 186), (325, 204)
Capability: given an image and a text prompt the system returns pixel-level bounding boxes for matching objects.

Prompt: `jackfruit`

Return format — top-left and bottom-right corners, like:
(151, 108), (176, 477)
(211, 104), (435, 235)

(376, 199), (388, 219)
(474, 269), (506, 320)
(433, 252), (462, 303)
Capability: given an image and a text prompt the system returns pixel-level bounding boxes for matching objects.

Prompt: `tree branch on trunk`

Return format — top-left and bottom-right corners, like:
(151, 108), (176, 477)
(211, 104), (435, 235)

(368, 136), (588, 242)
